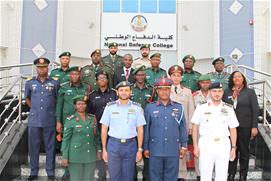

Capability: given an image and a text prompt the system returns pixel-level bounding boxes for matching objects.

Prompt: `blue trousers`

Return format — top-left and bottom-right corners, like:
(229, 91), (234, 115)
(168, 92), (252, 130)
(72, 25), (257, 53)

(149, 156), (179, 181)
(107, 137), (137, 181)
(28, 127), (56, 176)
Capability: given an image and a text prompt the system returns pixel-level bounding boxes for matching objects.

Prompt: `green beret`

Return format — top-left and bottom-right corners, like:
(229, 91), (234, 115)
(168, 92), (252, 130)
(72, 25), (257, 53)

(140, 44), (151, 50)
(69, 66), (81, 72)
(59, 51), (71, 58)
(209, 82), (223, 90)
(198, 74), (211, 82)
(212, 57), (225, 65)
(133, 65), (146, 75)
(91, 49), (101, 57)
(115, 81), (131, 90)
(72, 95), (88, 103)
(150, 53), (161, 59)
(34, 57), (50, 67)
(182, 55), (195, 63)
(108, 42), (118, 48)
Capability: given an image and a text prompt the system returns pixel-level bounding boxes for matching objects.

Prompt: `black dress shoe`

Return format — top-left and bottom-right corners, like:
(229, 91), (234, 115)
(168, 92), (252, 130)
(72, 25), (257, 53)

(227, 174), (235, 181)
(47, 176), (55, 181)
(239, 175), (247, 181)
(27, 175), (38, 181)
(196, 176), (200, 181)
(177, 179), (185, 181)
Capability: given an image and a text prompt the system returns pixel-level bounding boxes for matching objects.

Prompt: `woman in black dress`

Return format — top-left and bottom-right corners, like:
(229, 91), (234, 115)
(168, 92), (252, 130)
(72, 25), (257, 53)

(222, 71), (259, 181)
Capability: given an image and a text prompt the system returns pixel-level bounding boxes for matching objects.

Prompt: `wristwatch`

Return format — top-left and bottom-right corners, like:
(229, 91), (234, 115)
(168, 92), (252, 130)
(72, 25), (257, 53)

(231, 145), (237, 149)
(138, 148), (143, 152)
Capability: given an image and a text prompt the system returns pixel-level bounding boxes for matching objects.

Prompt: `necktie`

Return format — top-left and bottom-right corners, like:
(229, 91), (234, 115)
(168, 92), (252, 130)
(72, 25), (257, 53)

(125, 69), (129, 80)
(174, 86), (178, 94)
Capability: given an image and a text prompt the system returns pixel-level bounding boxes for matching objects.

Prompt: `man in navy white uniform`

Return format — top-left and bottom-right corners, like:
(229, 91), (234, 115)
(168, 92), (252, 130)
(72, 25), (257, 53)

(100, 81), (146, 181)
(144, 77), (188, 181)
(191, 82), (239, 181)
(25, 57), (59, 180)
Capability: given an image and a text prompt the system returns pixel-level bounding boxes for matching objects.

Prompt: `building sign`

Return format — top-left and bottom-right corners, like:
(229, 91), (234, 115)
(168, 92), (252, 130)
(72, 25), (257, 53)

(101, 0), (177, 50)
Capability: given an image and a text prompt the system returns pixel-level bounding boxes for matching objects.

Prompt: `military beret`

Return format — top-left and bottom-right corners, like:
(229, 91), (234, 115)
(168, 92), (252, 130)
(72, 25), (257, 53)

(91, 49), (101, 57)
(212, 57), (225, 65)
(168, 65), (184, 75)
(182, 55), (195, 63)
(72, 95), (88, 103)
(69, 66), (81, 72)
(209, 82), (223, 90)
(108, 42), (118, 48)
(133, 65), (146, 75)
(95, 70), (109, 79)
(33, 57), (50, 67)
(140, 44), (151, 50)
(115, 81), (131, 90)
(59, 51), (71, 58)
(198, 74), (211, 82)
(154, 78), (173, 88)
(150, 53), (161, 59)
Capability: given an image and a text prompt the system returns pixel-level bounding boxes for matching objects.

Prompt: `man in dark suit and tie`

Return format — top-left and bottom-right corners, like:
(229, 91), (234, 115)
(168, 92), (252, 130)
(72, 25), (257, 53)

(113, 54), (135, 87)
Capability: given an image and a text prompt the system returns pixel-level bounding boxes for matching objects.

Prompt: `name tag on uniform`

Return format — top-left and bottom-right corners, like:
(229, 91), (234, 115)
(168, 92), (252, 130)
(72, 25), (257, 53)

(111, 112), (120, 118)
(67, 90), (72, 92)
(95, 96), (101, 99)
(153, 110), (159, 114)
(76, 125), (82, 128)
(121, 74), (125, 76)
(204, 112), (211, 115)
(128, 109), (136, 114)
(221, 108), (228, 116)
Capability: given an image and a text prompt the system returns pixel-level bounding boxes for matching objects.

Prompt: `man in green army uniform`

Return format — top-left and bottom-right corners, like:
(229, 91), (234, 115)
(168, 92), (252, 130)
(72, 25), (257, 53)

(55, 66), (91, 134)
(181, 55), (201, 92)
(131, 65), (156, 181)
(81, 49), (113, 90)
(132, 44), (151, 69)
(50, 52), (72, 85)
(131, 65), (156, 109)
(61, 95), (101, 181)
(145, 53), (167, 86)
(102, 42), (123, 73)
(208, 57), (230, 89)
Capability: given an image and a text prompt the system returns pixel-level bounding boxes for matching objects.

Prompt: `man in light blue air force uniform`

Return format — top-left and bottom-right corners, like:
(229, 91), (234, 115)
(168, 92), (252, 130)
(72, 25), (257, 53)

(144, 77), (188, 181)
(100, 81), (146, 181)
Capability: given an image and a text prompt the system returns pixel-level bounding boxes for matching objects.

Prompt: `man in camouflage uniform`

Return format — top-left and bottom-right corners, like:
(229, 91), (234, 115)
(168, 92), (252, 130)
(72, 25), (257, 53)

(145, 53), (167, 86)
(132, 44), (151, 69)
(81, 49), (113, 90)
(102, 42), (123, 74)
(208, 57), (230, 90)
(55, 66), (91, 134)
(181, 55), (201, 92)
(50, 51), (72, 85)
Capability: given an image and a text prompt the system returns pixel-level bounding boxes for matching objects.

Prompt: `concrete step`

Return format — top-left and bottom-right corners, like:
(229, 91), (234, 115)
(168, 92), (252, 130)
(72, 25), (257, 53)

(27, 153), (62, 165)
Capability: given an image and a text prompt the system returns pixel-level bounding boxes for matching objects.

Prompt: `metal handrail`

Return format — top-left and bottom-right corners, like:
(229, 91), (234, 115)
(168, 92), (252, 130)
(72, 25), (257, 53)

(0, 63), (33, 70)
(225, 64), (271, 77)
(0, 76), (21, 101)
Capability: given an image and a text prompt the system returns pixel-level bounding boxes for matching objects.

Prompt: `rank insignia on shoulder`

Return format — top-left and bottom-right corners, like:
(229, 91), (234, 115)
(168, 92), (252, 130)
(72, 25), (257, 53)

(224, 103), (233, 108)
(27, 76), (34, 81)
(67, 114), (75, 120)
(131, 101), (141, 107)
(52, 77), (59, 81)
(107, 101), (116, 106)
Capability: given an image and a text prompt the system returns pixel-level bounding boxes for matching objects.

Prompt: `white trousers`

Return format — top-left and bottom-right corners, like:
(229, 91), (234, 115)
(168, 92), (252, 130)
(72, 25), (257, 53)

(199, 136), (230, 181)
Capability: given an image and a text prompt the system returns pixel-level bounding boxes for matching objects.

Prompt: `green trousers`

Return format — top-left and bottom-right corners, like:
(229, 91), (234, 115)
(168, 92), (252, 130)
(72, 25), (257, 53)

(69, 162), (95, 181)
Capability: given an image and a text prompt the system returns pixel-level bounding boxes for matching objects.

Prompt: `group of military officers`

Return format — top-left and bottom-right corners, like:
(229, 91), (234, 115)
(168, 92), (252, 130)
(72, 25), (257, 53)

(25, 42), (241, 181)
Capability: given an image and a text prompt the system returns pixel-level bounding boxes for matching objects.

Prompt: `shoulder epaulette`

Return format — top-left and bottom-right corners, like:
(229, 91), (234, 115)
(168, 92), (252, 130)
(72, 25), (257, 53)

(134, 57), (140, 61)
(88, 90), (95, 96)
(224, 102), (233, 108)
(26, 76), (34, 81)
(107, 101), (116, 106)
(60, 81), (69, 87)
(131, 101), (142, 107)
(67, 114), (75, 121)
(87, 113), (95, 118)
(192, 91), (199, 97)
(110, 88), (117, 92)
(103, 64), (112, 69)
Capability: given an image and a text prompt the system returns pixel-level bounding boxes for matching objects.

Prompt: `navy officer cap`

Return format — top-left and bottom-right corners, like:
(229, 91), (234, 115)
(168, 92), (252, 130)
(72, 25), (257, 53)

(115, 81), (131, 90)
(209, 82), (223, 89)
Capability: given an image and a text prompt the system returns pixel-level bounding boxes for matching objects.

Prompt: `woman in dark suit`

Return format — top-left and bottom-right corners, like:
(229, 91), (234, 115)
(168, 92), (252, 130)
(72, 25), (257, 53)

(222, 71), (259, 181)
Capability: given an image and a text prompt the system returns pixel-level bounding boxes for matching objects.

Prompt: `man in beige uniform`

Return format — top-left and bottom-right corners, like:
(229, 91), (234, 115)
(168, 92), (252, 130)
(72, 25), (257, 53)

(168, 65), (195, 181)
(132, 44), (151, 69)
(193, 74), (211, 106)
